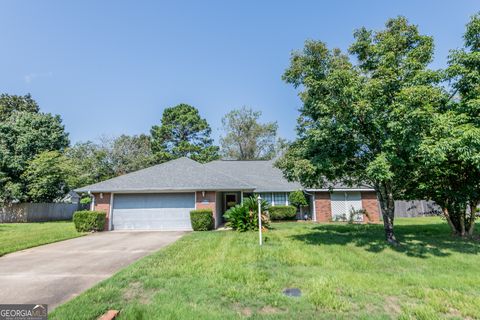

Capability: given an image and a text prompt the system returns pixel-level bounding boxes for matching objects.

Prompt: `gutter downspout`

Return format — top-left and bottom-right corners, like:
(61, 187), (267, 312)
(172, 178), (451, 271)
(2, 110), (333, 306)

(88, 191), (95, 211)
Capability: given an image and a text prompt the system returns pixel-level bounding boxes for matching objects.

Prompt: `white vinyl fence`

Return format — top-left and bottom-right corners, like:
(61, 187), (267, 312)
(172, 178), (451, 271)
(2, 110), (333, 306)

(0, 203), (87, 223)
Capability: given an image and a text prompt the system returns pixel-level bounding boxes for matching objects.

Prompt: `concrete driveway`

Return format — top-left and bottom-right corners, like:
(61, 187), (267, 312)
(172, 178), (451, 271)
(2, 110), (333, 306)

(0, 231), (185, 310)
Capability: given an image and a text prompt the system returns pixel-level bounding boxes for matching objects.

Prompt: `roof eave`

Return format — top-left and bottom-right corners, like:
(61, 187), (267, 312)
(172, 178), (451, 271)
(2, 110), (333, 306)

(75, 187), (256, 193)
(306, 188), (375, 192)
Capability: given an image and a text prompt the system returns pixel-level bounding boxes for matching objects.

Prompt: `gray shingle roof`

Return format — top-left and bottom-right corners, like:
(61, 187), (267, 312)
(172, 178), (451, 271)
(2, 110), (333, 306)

(75, 157), (254, 193)
(204, 160), (303, 192)
(75, 157), (374, 193)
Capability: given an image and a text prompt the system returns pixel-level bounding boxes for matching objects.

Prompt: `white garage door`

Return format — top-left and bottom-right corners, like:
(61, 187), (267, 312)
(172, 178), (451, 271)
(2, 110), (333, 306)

(331, 192), (363, 222)
(112, 193), (195, 231)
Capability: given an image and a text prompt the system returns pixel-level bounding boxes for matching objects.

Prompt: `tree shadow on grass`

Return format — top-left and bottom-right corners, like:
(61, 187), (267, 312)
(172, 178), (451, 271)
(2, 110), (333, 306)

(290, 223), (480, 258)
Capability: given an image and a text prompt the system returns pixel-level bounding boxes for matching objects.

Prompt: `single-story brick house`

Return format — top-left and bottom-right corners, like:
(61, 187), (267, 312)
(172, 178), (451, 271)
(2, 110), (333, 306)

(75, 157), (380, 231)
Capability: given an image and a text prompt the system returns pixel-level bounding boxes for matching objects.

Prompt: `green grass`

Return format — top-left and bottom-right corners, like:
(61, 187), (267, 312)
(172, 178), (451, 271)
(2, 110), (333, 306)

(51, 217), (480, 319)
(0, 221), (85, 256)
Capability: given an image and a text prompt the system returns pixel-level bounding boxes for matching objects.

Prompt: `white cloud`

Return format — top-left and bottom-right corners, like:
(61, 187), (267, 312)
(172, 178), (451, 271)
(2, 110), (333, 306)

(24, 71), (53, 83)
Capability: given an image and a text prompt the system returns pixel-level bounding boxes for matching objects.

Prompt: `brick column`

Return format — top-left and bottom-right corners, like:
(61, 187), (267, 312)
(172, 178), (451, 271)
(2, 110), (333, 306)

(315, 192), (332, 222)
(195, 191), (216, 225)
(93, 192), (111, 231)
(361, 191), (380, 223)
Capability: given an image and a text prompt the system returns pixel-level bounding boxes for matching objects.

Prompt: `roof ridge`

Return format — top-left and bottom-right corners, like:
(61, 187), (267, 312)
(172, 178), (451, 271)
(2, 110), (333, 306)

(75, 157), (203, 192)
(200, 163), (255, 188)
(216, 159), (272, 161)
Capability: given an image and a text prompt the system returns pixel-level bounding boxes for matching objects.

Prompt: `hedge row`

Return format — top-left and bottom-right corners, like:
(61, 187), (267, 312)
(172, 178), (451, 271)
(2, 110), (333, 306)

(268, 205), (297, 220)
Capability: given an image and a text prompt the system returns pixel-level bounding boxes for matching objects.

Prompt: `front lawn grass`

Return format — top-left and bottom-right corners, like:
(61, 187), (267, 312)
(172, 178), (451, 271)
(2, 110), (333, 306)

(0, 221), (85, 256)
(52, 218), (480, 319)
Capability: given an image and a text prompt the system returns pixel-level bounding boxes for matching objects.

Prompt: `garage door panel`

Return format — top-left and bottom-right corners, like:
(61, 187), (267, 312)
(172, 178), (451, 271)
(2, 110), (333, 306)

(112, 193), (195, 231)
(113, 193), (195, 209)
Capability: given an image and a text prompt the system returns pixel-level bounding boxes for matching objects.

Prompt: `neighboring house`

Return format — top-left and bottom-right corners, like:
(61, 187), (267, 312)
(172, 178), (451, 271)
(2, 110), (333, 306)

(59, 191), (81, 204)
(75, 157), (380, 231)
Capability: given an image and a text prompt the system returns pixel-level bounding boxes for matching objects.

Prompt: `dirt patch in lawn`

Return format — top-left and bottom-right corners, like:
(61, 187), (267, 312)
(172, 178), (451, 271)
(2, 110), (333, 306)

(232, 303), (285, 317)
(258, 305), (285, 315)
(232, 303), (252, 317)
(122, 282), (156, 305)
(384, 296), (401, 314)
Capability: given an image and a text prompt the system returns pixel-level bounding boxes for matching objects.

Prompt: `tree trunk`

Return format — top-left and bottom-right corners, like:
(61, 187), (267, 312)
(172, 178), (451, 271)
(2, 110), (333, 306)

(460, 213), (466, 237)
(467, 201), (477, 236)
(377, 184), (398, 245)
(442, 207), (459, 235)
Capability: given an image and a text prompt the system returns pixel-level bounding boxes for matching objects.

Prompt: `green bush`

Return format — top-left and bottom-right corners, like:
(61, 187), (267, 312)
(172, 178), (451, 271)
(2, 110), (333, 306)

(190, 209), (214, 231)
(269, 205), (297, 220)
(288, 190), (308, 208)
(73, 210), (106, 232)
(79, 196), (92, 205)
(224, 196), (270, 231)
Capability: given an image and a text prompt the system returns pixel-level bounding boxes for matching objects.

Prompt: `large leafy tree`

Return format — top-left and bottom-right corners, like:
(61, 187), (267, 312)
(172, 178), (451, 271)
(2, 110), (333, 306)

(151, 104), (219, 163)
(0, 107), (69, 203)
(278, 17), (444, 243)
(0, 93), (39, 121)
(220, 106), (280, 160)
(22, 151), (78, 202)
(410, 13), (480, 236)
(65, 141), (114, 187)
(67, 134), (154, 186)
(109, 134), (155, 175)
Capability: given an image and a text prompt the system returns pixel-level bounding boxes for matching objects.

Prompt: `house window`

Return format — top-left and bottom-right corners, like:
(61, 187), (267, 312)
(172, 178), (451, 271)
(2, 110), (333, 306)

(260, 193), (272, 204)
(273, 193), (287, 206)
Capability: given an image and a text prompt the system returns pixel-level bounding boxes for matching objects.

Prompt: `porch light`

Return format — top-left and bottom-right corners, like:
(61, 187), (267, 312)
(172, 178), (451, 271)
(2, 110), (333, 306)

(202, 191), (205, 197)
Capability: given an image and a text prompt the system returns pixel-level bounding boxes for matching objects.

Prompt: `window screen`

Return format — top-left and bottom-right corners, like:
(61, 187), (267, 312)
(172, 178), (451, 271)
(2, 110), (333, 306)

(273, 193), (286, 206)
(260, 193), (272, 204)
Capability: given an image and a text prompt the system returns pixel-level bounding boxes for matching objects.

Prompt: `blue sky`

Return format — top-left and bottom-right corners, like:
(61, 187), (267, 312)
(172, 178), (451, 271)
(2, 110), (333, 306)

(1, 1), (479, 144)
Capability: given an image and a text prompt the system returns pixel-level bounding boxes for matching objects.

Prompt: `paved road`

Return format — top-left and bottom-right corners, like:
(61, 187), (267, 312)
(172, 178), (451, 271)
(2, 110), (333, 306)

(0, 231), (185, 310)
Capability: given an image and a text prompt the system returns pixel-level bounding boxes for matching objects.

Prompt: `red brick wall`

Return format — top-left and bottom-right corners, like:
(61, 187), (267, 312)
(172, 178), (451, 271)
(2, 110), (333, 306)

(361, 191), (380, 223)
(93, 192), (111, 231)
(314, 192), (332, 222)
(195, 191), (216, 226)
(314, 191), (380, 223)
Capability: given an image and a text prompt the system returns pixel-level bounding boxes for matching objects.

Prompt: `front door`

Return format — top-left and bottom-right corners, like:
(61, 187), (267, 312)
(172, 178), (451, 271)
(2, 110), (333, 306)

(224, 193), (238, 212)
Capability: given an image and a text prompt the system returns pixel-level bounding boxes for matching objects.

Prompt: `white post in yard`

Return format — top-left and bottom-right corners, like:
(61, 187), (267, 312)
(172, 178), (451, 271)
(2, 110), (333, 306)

(257, 195), (263, 246)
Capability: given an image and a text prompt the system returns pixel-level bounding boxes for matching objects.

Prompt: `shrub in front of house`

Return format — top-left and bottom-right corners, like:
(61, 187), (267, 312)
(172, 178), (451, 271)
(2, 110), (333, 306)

(224, 196), (270, 231)
(73, 210), (106, 232)
(269, 205), (297, 220)
(288, 190), (308, 209)
(347, 208), (370, 223)
(190, 209), (214, 231)
(79, 196), (92, 205)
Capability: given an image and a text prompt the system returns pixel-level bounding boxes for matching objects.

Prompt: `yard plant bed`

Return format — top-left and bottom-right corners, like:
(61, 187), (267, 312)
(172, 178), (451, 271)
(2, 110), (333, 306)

(0, 221), (85, 256)
(51, 218), (480, 319)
